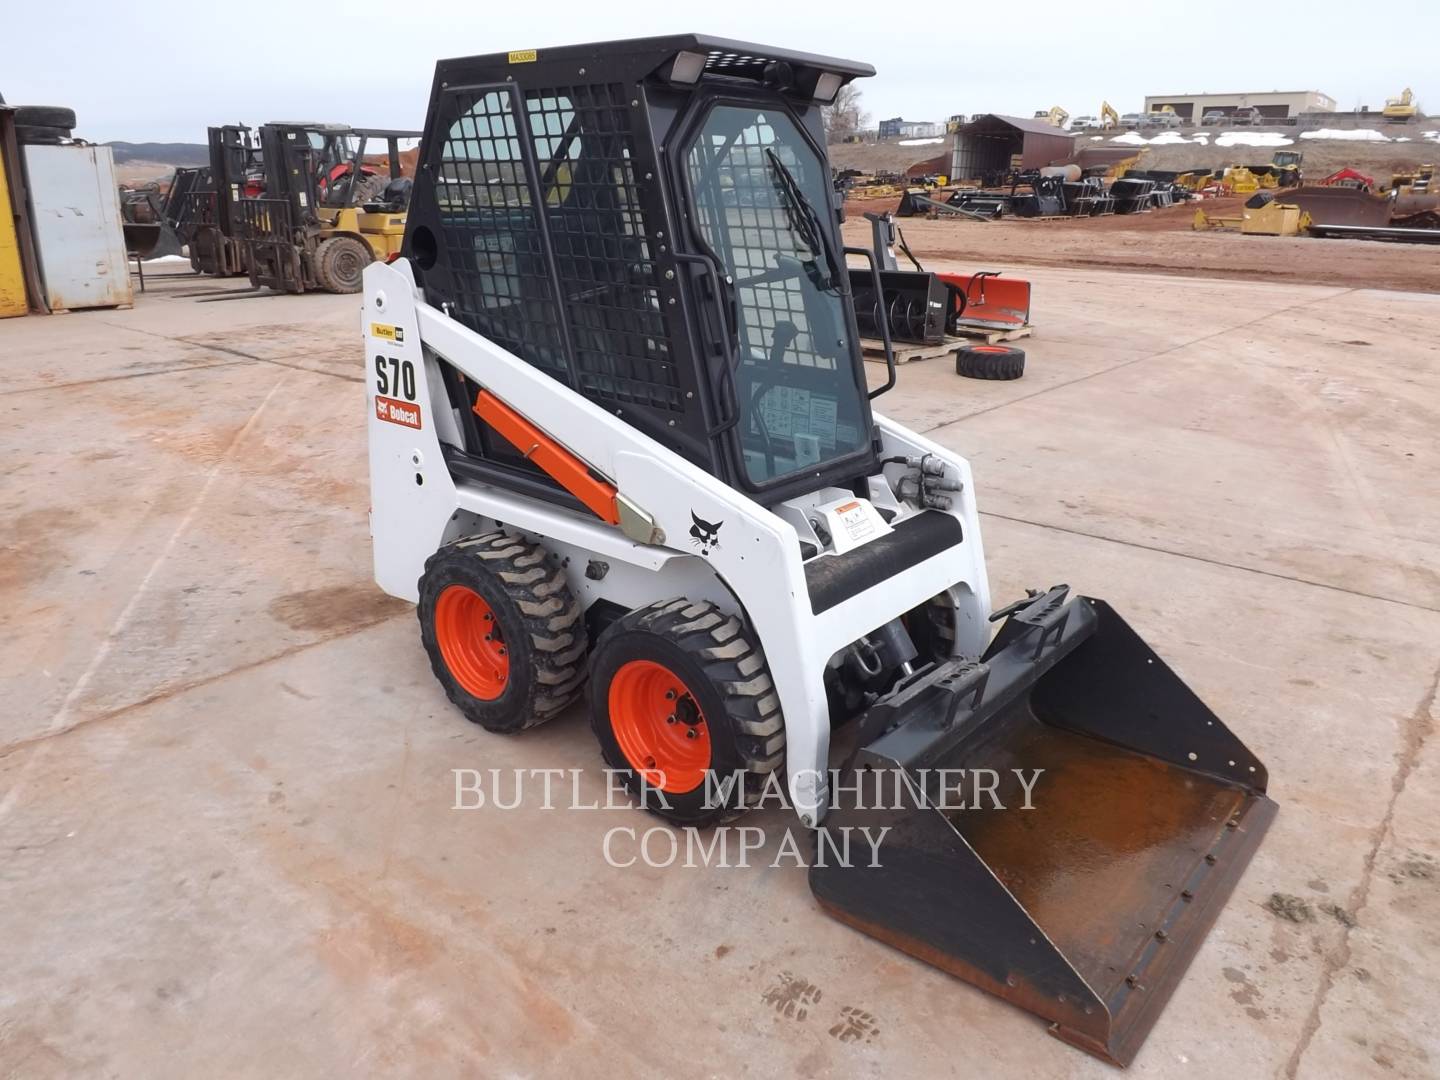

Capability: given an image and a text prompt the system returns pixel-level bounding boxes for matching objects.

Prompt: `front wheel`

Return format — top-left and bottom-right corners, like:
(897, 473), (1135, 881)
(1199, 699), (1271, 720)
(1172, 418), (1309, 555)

(588, 599), (784, 826)
(315, 234), (372, 294)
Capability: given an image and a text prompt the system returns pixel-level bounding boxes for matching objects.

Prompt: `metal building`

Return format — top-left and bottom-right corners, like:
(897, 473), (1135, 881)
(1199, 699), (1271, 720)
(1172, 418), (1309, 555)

(948, 114), (1076, 181)
(879, 117), (943, 139)
(1142, 90), (1336, 122)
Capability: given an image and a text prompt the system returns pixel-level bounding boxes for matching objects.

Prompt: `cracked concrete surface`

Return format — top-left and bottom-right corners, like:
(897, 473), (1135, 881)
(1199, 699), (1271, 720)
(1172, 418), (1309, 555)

(1, 266), (1437, 1078)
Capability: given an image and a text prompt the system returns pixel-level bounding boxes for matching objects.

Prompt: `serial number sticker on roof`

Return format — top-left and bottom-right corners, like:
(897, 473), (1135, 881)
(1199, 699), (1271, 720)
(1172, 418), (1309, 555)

(508, 49), (537, 64)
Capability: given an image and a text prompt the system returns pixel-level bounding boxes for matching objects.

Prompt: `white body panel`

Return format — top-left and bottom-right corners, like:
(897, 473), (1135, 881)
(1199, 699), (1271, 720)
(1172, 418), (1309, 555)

(24, 145), (132, 312)
(364, 259), (991, 823)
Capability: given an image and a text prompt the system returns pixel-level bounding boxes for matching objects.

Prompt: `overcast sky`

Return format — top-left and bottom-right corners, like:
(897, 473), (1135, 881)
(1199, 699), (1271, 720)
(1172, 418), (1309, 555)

(6, 1), (1437, 143)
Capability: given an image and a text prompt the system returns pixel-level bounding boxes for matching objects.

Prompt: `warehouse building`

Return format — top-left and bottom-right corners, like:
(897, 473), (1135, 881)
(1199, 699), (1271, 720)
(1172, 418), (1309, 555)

(878, 117), (943, 139)
(948, 114), (1076, 182)
(1142, 90), (1336, 122)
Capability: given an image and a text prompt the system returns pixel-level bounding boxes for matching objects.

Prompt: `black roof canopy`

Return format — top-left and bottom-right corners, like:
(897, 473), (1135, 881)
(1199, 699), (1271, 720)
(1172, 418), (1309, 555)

(434, 33), (874, 99)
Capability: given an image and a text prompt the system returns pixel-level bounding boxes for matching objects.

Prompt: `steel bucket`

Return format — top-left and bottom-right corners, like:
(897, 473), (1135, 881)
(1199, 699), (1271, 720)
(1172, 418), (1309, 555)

(810, 588), (1276, 1066)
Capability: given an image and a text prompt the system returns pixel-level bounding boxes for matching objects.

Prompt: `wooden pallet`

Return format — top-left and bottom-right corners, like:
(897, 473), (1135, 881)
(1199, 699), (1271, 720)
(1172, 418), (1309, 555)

(950, 323), (1033, 345)
(860, 337), (964, 365)
(860, 325), (1032, 364)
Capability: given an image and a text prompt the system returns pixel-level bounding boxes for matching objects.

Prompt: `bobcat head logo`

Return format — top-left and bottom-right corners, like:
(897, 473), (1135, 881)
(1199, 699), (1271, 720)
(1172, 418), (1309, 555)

(690, 512), (723, 556)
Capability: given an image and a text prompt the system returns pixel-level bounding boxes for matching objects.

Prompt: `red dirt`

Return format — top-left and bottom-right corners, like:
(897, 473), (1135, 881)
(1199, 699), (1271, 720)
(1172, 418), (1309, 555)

(842, 195), (1440, 293)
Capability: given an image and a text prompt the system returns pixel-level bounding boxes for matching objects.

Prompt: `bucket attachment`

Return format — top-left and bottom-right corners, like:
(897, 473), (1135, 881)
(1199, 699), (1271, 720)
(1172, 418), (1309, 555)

(810, 587), (1276, 1066)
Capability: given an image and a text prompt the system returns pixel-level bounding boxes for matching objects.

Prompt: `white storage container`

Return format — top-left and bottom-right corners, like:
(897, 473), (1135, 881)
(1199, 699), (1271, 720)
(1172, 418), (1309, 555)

(24, 144), (132, 311)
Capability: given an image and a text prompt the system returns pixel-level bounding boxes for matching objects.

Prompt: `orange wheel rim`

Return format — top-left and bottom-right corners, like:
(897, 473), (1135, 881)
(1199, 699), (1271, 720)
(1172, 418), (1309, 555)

(434, 585), (509, 700)
(608, 660), (711, 794)
(972, 345), (1010, 353)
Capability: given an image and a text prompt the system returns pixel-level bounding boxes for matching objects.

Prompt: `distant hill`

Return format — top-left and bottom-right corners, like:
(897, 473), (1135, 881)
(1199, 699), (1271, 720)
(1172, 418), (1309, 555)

(105, 142), (208, 166)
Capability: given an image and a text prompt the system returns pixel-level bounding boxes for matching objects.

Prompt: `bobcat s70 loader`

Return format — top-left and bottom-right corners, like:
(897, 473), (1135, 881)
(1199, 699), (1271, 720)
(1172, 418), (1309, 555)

(364, 34), (1277, 1066)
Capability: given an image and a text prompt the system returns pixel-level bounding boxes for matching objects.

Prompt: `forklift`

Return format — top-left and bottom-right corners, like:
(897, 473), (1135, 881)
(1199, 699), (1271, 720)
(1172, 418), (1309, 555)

(181, 124), (259, 278)
(239, 123), (419, 293)
(363, 35), (1276, 1066)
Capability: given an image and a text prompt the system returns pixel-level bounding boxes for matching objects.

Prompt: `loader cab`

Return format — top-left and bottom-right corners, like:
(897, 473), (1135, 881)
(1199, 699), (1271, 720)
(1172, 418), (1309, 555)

(402, 35), (880, 506)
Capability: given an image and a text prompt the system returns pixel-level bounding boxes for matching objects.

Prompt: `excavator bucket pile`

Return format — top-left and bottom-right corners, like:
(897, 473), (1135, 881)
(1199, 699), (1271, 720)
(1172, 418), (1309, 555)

(811, 587), (1276, 1066)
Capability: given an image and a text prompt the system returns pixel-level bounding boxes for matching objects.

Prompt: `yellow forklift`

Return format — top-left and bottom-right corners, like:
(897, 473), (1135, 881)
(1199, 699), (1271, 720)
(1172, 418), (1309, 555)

(240, 123), (418, 293)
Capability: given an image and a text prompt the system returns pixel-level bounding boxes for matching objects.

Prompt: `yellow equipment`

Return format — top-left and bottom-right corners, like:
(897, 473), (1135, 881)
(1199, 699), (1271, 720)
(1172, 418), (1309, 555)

(1100, 101), (1120, 129)
(1193, 199), (1312, 236)
(1383, 88), (1418, 121)
(0, 108), (28, 317)
(1034, 105), (1069, 128)
(1226, 166), (1260, 194)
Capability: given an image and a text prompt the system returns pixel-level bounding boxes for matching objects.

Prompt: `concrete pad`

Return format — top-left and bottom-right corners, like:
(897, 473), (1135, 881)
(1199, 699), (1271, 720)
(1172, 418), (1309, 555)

(2, 270), (1436, 1078)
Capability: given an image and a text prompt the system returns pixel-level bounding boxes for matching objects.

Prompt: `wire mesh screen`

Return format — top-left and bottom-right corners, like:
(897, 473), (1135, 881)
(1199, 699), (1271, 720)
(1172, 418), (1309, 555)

(685, 106), (866, 485)
(436, 89), (569, 377)
(525, 84), (680, 413)
(686, 113), (844, 376)
(434, 83), (679, 410)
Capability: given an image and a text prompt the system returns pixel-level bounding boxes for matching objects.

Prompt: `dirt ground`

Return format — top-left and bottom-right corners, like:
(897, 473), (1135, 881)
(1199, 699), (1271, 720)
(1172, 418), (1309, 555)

(2, 262), (1438, 1078)
(842, 196), (1440, 293)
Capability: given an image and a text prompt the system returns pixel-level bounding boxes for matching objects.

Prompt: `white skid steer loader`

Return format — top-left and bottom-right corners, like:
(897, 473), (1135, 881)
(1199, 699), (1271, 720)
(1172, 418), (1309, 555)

(365, 35), (1277, 1066)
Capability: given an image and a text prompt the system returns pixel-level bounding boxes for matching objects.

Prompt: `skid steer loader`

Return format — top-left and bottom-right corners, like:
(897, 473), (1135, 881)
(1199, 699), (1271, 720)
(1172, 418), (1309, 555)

(365, 35), (1276, 1066)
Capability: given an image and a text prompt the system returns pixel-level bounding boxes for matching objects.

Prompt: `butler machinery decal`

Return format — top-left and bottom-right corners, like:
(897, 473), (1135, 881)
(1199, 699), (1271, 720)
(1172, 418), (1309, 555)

(374, 354), (422, 429)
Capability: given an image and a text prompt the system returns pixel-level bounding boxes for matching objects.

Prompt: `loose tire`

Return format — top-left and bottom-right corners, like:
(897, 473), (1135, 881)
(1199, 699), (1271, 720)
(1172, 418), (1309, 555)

(13, 105), (76, 130)
(589, 599), (784, 826)
(314, 234), (372, 294)
(956, 343), (1025, 380)
(15, 124), (69, 145)
(418, 532), (587, 733)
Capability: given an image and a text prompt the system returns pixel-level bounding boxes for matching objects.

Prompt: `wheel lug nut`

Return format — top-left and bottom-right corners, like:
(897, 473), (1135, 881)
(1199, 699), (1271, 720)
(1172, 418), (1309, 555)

(685, 729), (696, 739)
(498, 647), (507, 656)
(665, 689), (677, 700)
(666, 715), (676, 724)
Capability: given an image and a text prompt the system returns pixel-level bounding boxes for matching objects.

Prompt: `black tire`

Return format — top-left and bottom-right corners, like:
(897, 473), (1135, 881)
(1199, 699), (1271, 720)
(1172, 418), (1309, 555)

(314, 234), (372, 294)
(348, 171), (388, 207)
(13, 105), (76, 130)
(956, 343), (1025, 380)
(15, 124), (68, 145)
(418, 532), (587, 733)
(588, 599), (784, 826)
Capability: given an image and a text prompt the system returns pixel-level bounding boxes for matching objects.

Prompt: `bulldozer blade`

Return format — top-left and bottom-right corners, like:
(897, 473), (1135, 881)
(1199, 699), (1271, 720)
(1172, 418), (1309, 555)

(1279, 185), (1392, 228)
(810, 587), (1276, 1067)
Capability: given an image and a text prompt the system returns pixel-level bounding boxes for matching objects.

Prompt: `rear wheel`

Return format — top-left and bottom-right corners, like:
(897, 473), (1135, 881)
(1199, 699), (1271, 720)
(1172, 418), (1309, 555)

(956, 343), (1025, 380)
(418, 532), (587, 732)
(315, 234), (372, 294)
(589, 599), (784, 825)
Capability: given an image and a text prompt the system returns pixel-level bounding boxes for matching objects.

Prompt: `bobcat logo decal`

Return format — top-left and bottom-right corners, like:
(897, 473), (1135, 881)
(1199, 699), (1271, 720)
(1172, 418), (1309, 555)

(689, 512), (723, 557)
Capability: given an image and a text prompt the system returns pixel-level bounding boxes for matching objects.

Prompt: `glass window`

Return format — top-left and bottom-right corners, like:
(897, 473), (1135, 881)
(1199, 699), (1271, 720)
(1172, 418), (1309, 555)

(686, 106), (868, 486)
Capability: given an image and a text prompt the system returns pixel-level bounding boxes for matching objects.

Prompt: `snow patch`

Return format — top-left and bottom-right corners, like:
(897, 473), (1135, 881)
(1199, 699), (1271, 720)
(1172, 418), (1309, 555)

(1090, 135), (1104, 141)
(1215, 131), (1294, 147)
(1108, 132), (1148, 145)
(897, 137), (944, 146)
(1299, 128), (1392, 142)
(1423, 131), (1440, 142)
